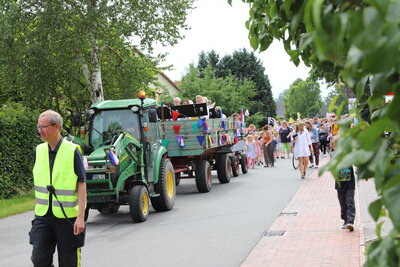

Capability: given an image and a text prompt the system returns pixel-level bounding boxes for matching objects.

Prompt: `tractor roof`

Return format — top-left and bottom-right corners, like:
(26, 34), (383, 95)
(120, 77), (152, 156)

(90, 98), (157, 110)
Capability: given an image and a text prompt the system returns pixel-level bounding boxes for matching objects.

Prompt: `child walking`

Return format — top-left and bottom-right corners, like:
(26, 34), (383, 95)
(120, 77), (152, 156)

(255, 132), (264, 165)
(246, 135), (257, 168)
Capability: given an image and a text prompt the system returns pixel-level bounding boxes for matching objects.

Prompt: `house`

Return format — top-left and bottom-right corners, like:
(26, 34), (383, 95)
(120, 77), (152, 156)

(149, 71), (180, 99)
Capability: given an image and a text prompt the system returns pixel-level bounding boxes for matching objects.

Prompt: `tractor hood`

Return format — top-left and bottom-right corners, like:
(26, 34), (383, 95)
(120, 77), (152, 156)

(86, 146), (108, 161)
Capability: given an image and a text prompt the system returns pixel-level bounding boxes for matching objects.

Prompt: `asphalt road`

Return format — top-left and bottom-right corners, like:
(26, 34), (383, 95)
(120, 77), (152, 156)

(0, 157), (303, 267)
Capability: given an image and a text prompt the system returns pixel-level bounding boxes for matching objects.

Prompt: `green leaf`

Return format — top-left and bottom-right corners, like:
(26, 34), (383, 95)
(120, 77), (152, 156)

(368, 198), (383, 222)
(312, 0), (324, 30)
(337, 150), (375, 169)
(382, 183), (400, 232)
(250, 35), (259, 50)
(357, 118), (390, 150)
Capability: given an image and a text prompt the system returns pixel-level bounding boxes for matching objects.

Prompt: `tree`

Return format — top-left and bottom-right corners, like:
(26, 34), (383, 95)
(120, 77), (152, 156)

(0, 0), (193, 110)
(217, 49), (276, 121)
(232, 0), (400, 264)
(197, 50), (220, 78)
(284, 79), (322, 119)
(179, 65), (256, 115)
(323, 86), (350, 116)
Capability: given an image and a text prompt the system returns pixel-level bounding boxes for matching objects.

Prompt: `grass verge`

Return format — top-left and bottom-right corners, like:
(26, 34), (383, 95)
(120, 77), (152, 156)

(0, 190), (35, 219)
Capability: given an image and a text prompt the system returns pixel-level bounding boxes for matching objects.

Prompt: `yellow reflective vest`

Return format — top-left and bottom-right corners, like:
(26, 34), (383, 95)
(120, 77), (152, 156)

(33, 140), (79, 218)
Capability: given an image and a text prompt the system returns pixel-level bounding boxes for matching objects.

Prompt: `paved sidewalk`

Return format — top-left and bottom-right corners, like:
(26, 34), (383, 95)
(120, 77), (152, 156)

(241, 158), (363, 267)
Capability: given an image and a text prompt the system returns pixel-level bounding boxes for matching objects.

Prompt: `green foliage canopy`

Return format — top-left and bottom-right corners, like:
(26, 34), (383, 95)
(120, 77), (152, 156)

(232, 0), (400, 265)
(284, 78), (323, 119)
(179, 65), (256, 115)
(217, 49), (276, 120)
(0, 103), (40, 199)
(191, 49), (276, 125)
(0, 0), (193, 109)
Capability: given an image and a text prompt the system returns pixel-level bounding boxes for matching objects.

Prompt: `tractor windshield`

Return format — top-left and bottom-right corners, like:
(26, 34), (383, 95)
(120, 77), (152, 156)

(90, 109), (140, 149)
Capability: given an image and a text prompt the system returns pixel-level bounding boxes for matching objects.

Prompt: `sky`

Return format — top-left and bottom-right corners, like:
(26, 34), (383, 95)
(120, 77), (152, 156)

(155, 0), (329, 99)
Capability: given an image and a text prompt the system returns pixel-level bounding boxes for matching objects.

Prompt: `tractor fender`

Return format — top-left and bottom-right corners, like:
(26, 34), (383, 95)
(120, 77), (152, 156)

(116, 161), (139, 191)
(153, 146), (168, 184)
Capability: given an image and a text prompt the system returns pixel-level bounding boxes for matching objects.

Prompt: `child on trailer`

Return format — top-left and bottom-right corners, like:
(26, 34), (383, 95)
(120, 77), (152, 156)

(246, 135), (257, 169)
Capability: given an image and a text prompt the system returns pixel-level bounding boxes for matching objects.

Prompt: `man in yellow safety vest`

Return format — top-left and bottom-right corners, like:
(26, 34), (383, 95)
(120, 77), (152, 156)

(29, 110), (86, 267)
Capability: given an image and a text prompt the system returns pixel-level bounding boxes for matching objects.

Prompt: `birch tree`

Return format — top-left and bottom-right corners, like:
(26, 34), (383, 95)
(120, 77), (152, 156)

(0, 0), (193, 107)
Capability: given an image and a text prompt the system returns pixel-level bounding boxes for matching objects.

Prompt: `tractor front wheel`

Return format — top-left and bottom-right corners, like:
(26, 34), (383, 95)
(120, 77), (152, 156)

(151, 158), (176, 211)
(129, 185), (149, 223)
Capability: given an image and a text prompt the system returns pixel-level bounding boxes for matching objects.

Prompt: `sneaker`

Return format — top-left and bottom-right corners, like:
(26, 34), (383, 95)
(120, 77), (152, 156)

(309, 164), (314, 168)
(341, 223), (347, 229)
(281, 156), (285, 159)
(346, 223), (354, 232)
(264, 165), (269, 168)
(301, 175), (305, 179)
(315, 165), (319, 169)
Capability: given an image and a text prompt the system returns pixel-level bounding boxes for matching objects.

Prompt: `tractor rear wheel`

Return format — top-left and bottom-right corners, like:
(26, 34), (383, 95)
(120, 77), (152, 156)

(195, 160), (212, 193)
(240, 153), (248, 174)
(151, 158), (176, 211)
(129, 185), (149, 223)
(230, 155), (240, 177)
(217, 154), (231, 184)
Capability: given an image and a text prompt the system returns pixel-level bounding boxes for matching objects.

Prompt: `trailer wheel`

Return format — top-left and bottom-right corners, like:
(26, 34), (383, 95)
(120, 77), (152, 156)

(129, 185), (149, 223)
(195, 160), (212, 193)
(217, 154), (231, 184)
(240, 153), (248, 174)
(151, 158), (176, 211)
(230, 155), (240, 177)
(175, 172), (181, 186)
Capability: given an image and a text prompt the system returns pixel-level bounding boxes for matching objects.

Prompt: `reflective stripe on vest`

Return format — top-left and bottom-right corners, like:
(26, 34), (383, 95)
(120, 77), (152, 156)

(33, 140), (79, 218)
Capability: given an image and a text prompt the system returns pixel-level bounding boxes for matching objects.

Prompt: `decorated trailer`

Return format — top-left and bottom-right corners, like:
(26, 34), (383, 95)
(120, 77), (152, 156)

(67, 91), (247, 223)
(159, 108), (248, 192)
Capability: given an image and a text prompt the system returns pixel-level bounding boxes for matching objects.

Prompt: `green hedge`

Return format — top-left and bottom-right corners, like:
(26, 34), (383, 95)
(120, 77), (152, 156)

(0, 103), (41, 199)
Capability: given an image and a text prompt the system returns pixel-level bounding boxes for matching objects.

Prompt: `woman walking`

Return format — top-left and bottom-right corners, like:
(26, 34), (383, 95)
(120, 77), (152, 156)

(262, 125), (274, 167)
(319, 124), (329, 156)
(293, 123), (313, 179)
(306, 121), (320, 168)
(279, 121), (291, 159)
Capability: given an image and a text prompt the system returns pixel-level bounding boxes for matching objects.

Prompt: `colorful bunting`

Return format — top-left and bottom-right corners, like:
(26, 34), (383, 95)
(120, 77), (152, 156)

(222, 120), (227, 130)
(172, 110), (181, 121)
(172, 125), (181, 135)
(198, 118), (205, 128)
(192, 122), (199, 133)
(203, 122), (208, 132)
(176, 136), (185, 147)
(197, 135), (205, 146)
(208, 135), (213, 145)
(161, 139), (169, 147)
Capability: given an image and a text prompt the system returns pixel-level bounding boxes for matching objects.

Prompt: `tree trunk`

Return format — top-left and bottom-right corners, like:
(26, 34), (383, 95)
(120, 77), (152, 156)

(88, 34), (104, 103)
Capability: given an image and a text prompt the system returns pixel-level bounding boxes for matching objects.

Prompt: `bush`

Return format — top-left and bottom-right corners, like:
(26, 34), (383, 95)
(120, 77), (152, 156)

(0, 103), (40, 199)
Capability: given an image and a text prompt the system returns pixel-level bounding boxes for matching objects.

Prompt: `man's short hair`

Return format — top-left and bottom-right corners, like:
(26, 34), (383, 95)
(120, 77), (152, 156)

(40, 110), (63, 129)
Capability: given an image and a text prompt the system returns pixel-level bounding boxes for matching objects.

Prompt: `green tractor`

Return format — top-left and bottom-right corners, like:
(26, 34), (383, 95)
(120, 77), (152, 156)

(68, 93), (175, 223)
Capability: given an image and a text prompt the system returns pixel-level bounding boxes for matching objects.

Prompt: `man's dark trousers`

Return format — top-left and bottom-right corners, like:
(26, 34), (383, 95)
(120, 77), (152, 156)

(337, 190), (355, 224)
(30, 215), (81, 267)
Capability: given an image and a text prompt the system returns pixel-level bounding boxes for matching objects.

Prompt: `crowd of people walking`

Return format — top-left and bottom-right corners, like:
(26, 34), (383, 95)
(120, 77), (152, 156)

(244, 116), (340, 179)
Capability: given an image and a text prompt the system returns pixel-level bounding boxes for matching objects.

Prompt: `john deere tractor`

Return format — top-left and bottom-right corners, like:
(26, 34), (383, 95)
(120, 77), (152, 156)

(68, 92), (175, 223)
